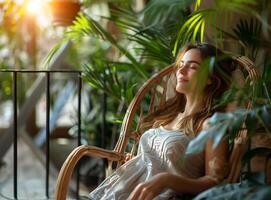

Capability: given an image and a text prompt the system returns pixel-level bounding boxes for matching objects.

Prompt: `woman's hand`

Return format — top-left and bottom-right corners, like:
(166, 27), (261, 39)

(125, 153), (132, 162)
(128, 172), (169, 200)
(120, 153), (132, 165)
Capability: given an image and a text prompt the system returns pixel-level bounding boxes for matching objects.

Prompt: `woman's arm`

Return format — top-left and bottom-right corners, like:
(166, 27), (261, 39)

(165, 172), (219, 194)
(204, 120), (229, 183)
(128, 120), (229, 200)
(128, 172), (219, 200)
(128, 139), (229, 200)
(166, 133), (229, 195)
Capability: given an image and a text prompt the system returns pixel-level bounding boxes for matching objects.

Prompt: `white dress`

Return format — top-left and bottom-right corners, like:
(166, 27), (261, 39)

(89, 126), (204, 200)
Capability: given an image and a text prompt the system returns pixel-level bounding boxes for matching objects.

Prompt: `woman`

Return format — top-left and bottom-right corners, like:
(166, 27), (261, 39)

(89, 43), (235, 200)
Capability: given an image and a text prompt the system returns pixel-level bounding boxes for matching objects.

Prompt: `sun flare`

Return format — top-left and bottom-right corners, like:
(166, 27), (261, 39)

(25, 0), (50, 27)
(26, 0), (43, 14)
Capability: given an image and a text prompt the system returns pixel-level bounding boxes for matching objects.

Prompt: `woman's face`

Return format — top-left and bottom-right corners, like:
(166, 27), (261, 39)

(175, 48), (203, 95)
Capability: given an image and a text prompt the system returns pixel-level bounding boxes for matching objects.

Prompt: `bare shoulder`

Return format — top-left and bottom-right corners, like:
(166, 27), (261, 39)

(202, 117), (212, 131)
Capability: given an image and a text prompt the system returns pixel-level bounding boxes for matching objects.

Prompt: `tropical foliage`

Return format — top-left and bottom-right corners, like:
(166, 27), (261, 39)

(194, 174), (271, 200)
(46, 0), (271, 197)
(46, 0), (196, 147)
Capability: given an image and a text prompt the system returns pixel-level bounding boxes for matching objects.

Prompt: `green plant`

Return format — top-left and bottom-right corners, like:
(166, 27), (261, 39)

(46, 0), (271, 196)
(185, 8), (271, 176)
(181, 0), (271, 199)
(193, 175), (271, 200)
(45, 0), (193, 147)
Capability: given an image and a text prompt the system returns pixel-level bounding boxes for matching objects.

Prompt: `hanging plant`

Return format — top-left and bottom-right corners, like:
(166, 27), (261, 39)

(49, 0), (81, 26)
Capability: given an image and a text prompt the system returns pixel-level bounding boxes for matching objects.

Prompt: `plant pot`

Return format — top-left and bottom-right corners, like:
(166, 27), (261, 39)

(49, 1), (80, 26)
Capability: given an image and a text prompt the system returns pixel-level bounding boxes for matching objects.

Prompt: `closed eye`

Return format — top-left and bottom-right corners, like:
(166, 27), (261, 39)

(188, 64), (198, 70)
(177, 61), (199, 70)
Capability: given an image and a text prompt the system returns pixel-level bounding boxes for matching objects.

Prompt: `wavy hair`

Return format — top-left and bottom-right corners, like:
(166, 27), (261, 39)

(139, 42), (236, 136)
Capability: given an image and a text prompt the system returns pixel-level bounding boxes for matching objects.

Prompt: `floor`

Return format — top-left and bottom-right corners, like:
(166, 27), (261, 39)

(0, 130), (97, 200)
(0, 137), (57, 200)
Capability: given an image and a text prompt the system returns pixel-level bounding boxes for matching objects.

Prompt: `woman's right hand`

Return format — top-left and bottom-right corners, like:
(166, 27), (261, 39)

(128, 172), (169, 200)
(124, 153), (132, 162)
(121, 153), (132, 165)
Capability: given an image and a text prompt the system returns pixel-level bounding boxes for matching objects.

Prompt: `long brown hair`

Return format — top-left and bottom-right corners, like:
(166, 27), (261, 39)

(139, 42), (236, 136)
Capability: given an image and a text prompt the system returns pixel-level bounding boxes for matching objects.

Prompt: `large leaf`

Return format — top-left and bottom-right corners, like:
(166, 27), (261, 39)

(187, 104), (271, 155)
(245, 186), (271, 200)
(186, 110), (246, 154)
(193, 180), (271, 200)
(186, 122), (228, 154)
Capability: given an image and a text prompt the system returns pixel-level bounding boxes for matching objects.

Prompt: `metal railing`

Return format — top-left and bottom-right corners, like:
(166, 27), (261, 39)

(0, 69), (85, 199)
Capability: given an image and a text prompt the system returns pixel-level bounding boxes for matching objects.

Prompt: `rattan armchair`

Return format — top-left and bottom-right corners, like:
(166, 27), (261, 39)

(55, 56), (258, 200)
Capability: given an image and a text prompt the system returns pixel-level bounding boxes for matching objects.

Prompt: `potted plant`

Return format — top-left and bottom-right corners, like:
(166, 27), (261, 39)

(49, 0), (81, 26)
(46, 0), (271, 197)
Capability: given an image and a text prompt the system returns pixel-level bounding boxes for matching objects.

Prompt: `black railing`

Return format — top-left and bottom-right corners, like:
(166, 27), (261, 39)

(0, 69), (88, 199)
(45, 71), (51, 199)
(12, 71), (18, 200)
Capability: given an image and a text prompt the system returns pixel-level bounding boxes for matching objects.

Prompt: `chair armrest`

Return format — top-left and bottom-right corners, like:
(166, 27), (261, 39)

(55, 145), (123, 200)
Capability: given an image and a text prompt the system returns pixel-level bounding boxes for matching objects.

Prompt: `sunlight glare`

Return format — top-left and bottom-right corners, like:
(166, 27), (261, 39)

(26, 0), (43, 15)
(25, 0), (50, 27)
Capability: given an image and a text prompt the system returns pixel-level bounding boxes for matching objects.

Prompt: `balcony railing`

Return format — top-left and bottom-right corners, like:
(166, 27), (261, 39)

(0, 69), (103, 199)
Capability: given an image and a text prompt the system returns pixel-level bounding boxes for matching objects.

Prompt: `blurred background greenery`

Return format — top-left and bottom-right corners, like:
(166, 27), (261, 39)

(0, 0), (271, 199)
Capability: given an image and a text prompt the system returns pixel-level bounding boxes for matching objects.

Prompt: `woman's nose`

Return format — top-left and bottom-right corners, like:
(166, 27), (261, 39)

(177, 64), (187, 74)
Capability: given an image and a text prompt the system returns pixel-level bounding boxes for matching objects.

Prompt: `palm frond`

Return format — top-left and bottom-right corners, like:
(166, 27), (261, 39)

(139, 0), (194, 29)
(127, 32), (173, 64)
(66, 13), (148, 78)
(108, 7), (178, 65)
(42, 39), (70, 68)
(83, 62), (138, 103)
(173, 9), (214, 56)
(194, 0), (202, 11)
(233, 19), (262, 45)
(217, 18), (271, 60)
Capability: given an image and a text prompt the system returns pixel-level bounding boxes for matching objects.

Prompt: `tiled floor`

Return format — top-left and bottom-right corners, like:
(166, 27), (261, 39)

(0, 137), (56, 200)
(0, 135), (93, 200)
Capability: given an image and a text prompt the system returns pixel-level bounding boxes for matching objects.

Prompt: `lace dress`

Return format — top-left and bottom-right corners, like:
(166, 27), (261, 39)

(89, 126), (204, 200)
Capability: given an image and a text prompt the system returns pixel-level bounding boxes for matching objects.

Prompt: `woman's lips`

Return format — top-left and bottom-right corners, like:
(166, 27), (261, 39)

(177, 78), (188, 82)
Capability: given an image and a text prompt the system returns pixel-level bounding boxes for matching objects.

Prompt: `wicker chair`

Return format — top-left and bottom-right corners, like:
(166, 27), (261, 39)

(55, 56), (258, 200)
